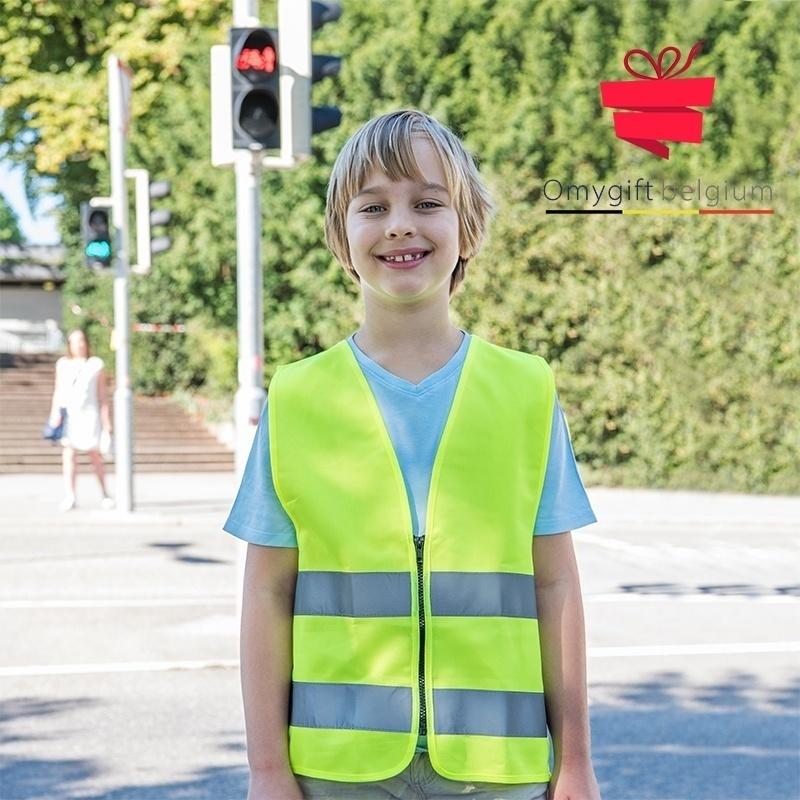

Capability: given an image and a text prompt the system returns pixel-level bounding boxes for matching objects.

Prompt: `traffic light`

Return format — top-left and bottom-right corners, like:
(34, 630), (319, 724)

(310, 1), (342, 136)
(224, 4), (342, 160)
(80, 202), (112, 269)
(148, 180), (172, 257)
(230, 27), (280, 150)
(127, 170), (173, 275)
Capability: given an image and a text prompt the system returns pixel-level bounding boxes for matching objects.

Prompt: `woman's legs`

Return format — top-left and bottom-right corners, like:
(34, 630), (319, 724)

(60, 446), (77, 509)
(87, 449), (109, 497)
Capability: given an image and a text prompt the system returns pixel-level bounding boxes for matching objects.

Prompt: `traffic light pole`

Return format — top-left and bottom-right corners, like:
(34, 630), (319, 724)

(233, 146), (266, 477)
(108, 54), (134, 513)
(231, 0), (265, 624)
(232, 0), (266, 482)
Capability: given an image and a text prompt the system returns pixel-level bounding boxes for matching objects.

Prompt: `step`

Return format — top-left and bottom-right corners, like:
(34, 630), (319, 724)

(0, 396), (187, 401)
(1, 356), (234, 473)
(0, 430), (222, 442)
(0, 403), (199, 413)
(0, 444), (232, 457)
(0, 419), (217, 429)
(0, 413), (206, 421)
(0, 382), (57, 389)
(0, 454), (234, 467)
(0, 454), (228, 465)
(0, 406), (206, 414)
(0, 462), (232, 473)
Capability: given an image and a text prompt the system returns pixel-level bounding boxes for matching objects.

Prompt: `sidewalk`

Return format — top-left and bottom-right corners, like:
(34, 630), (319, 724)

(0, 471), (241, 528)
(1, 471), (797, 530)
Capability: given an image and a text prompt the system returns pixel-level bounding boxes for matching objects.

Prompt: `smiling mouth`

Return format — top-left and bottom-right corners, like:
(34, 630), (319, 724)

(376, 251), (430, 268)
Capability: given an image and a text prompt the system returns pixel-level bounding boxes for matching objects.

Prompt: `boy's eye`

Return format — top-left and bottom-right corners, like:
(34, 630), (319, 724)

(361, 201), (441, 213)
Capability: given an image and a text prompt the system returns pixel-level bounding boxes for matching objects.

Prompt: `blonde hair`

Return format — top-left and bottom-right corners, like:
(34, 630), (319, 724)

(324, 108), (497, 297)
(65, 328), (91, 359)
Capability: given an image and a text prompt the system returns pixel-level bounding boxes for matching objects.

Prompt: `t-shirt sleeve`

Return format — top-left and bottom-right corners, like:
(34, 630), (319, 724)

(222, 398), (298, 547)
(533, 392), (597, 535)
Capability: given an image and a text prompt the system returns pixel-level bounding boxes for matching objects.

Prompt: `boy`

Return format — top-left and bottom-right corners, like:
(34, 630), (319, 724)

(224, 109), (601, 800)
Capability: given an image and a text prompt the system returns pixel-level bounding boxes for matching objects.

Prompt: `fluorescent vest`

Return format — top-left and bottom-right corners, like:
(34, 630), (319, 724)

(268, 333), (556, 784)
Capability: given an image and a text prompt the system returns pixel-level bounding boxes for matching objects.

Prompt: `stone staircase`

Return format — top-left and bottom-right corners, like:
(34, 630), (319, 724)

(0, 352), (234, 473)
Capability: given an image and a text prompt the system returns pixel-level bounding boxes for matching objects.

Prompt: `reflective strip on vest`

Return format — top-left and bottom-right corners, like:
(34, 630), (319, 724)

(294, 571), (411, 616)
(291, 681), (412, 732)
(434, 687), (548, 737)
(270, 333), (556, 784)
(293, 570), (537, 619)
(430, 571), (538, 618)
(289, 682), (546, 738)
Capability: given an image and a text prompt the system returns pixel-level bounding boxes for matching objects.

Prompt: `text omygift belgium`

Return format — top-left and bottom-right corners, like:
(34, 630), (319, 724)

(542, 179), (774, 209)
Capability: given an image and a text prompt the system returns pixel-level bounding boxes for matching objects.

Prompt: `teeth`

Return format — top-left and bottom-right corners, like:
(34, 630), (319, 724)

(384, 252), (425, 262)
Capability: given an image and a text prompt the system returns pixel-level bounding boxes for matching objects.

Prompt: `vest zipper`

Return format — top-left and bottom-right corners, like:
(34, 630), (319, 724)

(414, 533), (427, 736)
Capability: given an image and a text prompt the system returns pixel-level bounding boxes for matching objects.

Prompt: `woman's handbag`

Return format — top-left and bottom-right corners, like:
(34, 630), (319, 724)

(43, 407), (67, 442)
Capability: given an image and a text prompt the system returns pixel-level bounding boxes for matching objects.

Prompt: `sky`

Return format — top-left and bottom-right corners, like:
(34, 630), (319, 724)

(0, 160), (61, 245)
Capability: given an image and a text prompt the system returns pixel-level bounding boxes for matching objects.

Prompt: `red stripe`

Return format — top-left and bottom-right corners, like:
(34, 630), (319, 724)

(698, 209), (773, 215)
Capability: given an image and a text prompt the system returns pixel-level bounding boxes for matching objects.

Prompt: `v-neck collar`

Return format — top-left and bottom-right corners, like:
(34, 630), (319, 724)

(346, 329), (470, 395)
(336, 331), (480, 538)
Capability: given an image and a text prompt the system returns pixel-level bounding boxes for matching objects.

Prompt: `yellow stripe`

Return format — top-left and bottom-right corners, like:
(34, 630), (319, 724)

(622, 208), (699, 216)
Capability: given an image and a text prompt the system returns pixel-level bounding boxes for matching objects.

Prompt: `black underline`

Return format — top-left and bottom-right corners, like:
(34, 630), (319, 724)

(545, 209), (623, 214)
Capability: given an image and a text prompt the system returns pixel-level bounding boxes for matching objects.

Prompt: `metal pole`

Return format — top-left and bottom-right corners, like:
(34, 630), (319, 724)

(233, 0), (265, 623)
(108, 55), (134, 513)
(234, 147), (266, 476)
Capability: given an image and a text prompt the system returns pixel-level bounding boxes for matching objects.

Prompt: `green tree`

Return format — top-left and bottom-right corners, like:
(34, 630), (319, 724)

(0, 193), (24, 244)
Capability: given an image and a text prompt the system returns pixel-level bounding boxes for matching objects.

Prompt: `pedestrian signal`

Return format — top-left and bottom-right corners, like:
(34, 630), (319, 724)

(80, 202), (112, 269)
(230, 27), (280, 150)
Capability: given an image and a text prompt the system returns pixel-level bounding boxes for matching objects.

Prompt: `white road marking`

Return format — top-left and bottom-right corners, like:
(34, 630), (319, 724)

(0, 659), (239, 677)
(0, 597), (236, 608)
(589, 641), (800, 656)
(575, 532), (800, 569)
(2, 643), (798, 677)
(596, 744), (799, 756)
(0, 592), (796, 610)
(584, 592), (798, 603)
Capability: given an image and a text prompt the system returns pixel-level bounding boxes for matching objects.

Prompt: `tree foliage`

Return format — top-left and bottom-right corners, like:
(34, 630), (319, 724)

(0, 192), (24, 243)
(1, 0), (797, 492)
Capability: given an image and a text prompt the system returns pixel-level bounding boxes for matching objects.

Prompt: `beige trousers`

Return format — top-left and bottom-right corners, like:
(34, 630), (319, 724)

(295, 751), (549, 800)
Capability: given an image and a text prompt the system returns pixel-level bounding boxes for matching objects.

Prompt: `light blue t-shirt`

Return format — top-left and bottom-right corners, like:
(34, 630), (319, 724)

(223, 329), (597, 753)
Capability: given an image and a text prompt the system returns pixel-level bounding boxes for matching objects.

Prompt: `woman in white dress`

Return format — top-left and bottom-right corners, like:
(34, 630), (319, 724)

(48, 329), (114, 511)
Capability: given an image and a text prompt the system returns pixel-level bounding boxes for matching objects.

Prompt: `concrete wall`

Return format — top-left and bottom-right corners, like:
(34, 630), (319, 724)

(0, 285), (62, 323)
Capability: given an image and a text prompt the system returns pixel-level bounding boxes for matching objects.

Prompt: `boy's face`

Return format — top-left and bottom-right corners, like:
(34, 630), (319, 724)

(345, 135), (461, 305)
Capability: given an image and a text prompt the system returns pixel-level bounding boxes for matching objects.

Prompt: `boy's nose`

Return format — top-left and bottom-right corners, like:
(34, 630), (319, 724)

(385, 220), (416, 237)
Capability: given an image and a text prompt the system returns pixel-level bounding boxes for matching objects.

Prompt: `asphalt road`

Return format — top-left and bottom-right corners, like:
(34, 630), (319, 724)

(0, 473), (797, 800)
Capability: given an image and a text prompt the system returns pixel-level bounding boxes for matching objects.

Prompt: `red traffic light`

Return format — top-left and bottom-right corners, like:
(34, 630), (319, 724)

(236, 44), (276, 74)
(230, 27), (280, 149)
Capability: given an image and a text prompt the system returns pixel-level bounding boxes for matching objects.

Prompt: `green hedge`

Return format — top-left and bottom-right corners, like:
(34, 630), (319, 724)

(4, 0), (796, 492)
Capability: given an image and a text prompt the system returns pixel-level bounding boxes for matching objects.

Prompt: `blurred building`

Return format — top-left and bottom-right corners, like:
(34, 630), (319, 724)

(0, 243), (66, 354)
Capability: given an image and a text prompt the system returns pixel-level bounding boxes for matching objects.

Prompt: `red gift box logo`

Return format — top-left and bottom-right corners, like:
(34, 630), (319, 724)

(600, 41), (716, 159)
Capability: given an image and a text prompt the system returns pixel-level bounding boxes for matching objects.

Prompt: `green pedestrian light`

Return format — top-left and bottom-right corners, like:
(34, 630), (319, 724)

(80, 203), (112, 269)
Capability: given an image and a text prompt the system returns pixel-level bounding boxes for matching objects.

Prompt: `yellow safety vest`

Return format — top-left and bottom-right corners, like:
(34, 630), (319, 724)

(268, 332), (555, 783)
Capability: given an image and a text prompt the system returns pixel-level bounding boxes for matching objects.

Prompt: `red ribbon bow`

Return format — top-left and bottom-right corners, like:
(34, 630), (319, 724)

(623, 40), (705, 80)
(600, 40), (715, 158)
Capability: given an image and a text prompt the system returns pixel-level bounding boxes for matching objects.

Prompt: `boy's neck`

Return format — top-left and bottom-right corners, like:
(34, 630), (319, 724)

(354, 320), (463, 360)
(353, 318), (464, 385)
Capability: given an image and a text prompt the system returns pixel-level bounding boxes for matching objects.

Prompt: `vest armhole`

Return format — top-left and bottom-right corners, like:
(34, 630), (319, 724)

(530, 354), (557, 514)
(267, 364), (296, 518)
